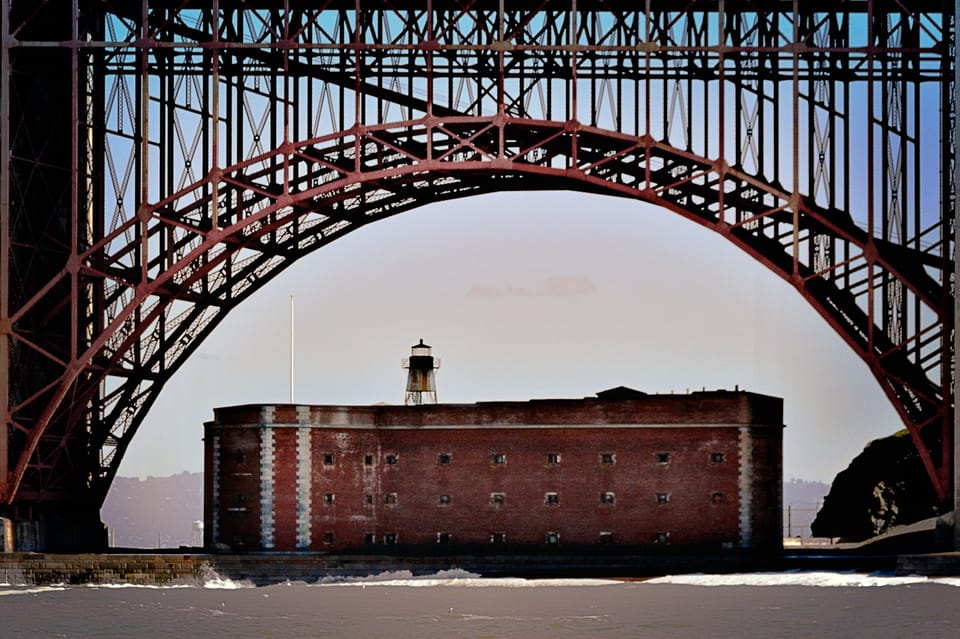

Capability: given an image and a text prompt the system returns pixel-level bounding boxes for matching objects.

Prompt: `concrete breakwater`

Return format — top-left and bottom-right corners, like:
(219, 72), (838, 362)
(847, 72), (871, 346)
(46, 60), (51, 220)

(0, 550), (958, 586)
(4, 551), (746, 586)
(0, 553), (211, 586)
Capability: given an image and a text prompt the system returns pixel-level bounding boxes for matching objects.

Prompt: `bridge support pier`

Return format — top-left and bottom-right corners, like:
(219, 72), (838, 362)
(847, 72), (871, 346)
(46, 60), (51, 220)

(2, 504), (107, 553)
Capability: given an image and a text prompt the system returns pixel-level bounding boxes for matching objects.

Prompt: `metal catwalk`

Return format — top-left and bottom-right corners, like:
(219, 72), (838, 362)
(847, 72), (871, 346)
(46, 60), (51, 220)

(0, 1), (956, 549)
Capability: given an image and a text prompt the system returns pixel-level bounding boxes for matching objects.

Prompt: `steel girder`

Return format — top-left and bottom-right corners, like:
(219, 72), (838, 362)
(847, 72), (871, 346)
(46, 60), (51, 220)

(0, 2), (956, 536)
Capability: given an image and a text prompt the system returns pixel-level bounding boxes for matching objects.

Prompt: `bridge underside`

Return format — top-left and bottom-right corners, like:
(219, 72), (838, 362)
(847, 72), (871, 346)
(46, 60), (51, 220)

(0, 1), (956, 550)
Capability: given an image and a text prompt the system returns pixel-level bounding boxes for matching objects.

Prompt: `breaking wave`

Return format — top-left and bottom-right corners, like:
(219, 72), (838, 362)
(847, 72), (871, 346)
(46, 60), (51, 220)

(0, 584), (69, 596)
(200, 575), (255, 589)
(310, 569), (620, 588)
(3, 570), (960, 593)
(0, 569), (255, 593)
(644, 572), (960, 588)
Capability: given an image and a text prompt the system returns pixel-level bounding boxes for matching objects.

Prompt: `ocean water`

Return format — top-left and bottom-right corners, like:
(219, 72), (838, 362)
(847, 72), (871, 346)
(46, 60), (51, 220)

(1, 571), (959, 638)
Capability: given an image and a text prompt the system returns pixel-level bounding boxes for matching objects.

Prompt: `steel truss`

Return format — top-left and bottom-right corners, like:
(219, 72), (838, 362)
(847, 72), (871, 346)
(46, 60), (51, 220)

(0, 1), (956, 547)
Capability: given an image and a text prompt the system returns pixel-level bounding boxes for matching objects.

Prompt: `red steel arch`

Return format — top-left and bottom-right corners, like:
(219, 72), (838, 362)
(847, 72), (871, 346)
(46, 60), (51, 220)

(4, 116), (951, 509)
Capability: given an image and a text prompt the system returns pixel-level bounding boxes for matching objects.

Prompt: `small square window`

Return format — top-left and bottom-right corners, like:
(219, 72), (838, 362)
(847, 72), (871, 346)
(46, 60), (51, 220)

(364, 454), (374, 465)
(323, 493), (335, 504)
(437, 532), (452, 544)
(234, 449), (245, 464)
(365, 494), (374, 505)
(363, 532), (375, 545)
(323, 452), (334, 465)
(438, 452), (451, 464)
(711, 492), (725, 503)
(656, 492), (671, 504)
(384, 492), (398, 504)
(599, 531), (614, 544)
(547, 453), (561, 465)
(654, 531), (670, 545)
(386, 454), (399, 465)
(544, 492), (560, 506)
(323, 531), (335, 545)
(236, 493), (246, 505)
(490, 532), (506, 544)
(384, 533), (398, 544)
(655, 452), (670, 464)
(492, 453), (506, 464)
(545, 531), (560, 544)
(600, 492), (615, 505)
(600, 452), (615, 464)
(438, 494), (451, 505)
(490, 492), (505, 505)
(711, 452), (725, 463)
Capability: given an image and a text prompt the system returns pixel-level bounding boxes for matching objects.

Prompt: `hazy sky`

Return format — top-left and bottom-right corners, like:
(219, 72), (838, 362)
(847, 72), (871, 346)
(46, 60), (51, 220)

(114, 189), (900, 489)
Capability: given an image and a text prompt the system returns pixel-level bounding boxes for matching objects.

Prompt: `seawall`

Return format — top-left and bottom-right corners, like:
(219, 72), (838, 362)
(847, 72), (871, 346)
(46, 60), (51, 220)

(4, 551), (773, 586)
(1, 549), (957, 586)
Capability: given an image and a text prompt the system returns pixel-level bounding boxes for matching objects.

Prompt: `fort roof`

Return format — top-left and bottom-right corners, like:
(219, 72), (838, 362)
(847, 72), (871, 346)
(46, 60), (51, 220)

(209, 388), (784, 429)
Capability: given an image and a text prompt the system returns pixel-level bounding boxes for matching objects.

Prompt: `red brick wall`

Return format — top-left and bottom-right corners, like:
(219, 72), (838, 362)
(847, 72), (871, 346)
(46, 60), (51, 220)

(202, 426), (214, 548)
(748, 427), (783, 549)
(365, 427), (742, 547)
(212, 427), (261, 551)
(373, 395), (759, 427)
(205, 393), (782, 552)
(211, 393), (781, 429)
(310, 428), (380, 550)
(271, 428), (299, 550)
(213, 405), (262, 425)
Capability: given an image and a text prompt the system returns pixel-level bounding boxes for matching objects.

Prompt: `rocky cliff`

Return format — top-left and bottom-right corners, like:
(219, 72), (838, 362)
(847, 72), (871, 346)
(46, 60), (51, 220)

(811, 430), (941, 541)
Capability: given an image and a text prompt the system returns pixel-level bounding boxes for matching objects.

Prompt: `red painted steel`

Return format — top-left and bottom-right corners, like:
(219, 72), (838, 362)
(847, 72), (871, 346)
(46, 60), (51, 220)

(0, 1), (955, 547)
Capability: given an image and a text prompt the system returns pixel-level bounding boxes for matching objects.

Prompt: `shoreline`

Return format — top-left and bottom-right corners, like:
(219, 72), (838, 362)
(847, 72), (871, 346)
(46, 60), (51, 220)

(2, 548), (958, 586)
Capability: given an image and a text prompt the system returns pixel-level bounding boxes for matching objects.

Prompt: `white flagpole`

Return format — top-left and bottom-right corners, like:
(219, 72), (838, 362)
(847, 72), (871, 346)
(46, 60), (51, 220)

(290, 294), (294, 404)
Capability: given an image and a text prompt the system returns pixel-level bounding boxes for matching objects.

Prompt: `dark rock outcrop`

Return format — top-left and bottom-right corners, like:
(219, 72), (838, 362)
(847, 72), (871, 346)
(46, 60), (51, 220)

(811, 430), (941, 541)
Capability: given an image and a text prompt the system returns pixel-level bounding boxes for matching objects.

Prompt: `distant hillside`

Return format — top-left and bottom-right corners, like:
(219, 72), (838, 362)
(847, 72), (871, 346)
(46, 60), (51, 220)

(102, 472), (829, 548)
(782, 478), (830, 538)
(783, 478), (830, 507)
(101, 472), (203, 548)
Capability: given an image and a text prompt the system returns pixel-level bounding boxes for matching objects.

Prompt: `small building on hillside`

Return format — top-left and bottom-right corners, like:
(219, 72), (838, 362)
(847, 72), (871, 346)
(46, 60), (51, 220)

(203, 388), (783, 552)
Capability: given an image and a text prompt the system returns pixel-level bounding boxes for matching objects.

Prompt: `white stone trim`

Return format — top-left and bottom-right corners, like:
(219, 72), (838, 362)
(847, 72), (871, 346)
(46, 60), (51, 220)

(737, 426), (753, 548)
(296, 427), (312, 549)
(260, 405), (276, 426)
(259, 424), (275, 549)
(211, 433), (220, 545)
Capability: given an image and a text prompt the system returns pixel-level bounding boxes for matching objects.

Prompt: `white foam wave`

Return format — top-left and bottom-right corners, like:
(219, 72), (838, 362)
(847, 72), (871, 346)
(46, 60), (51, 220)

(311, 569), (620, 588)
(83, 582), (193, 590)
(644, 572), (960, 588)
(0, 579), (250, 594)
(0, 585), (68, 596)
(201, 575), (255, 589)
(0, 574), (252, 592)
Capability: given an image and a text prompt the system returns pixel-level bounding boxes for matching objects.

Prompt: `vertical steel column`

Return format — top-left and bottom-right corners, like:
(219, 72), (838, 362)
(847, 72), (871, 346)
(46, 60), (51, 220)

(0, 0), (10, 499)
(211, 0), (220, 228)
(138, 0), (149, 283)
(953, 0), (960, 551)
(791, 1), (800, 271)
